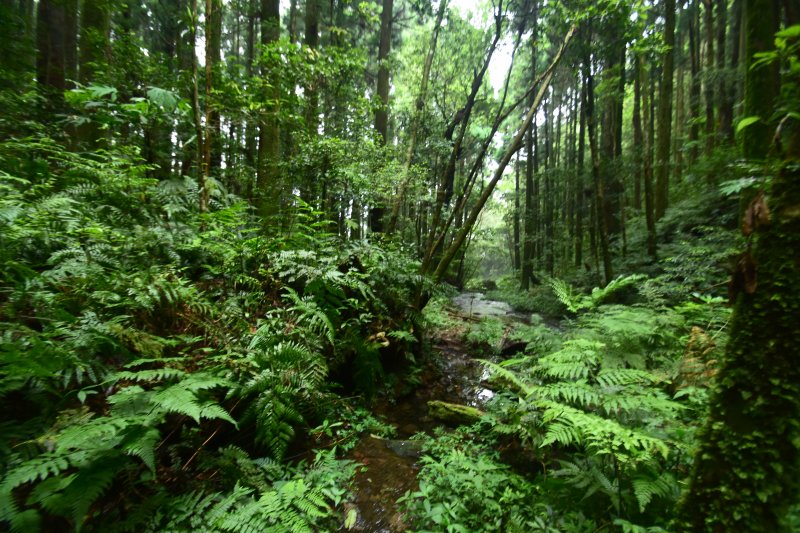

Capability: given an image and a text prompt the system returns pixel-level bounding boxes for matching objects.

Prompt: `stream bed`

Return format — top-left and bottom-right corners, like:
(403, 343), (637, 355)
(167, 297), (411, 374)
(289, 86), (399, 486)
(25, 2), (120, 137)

(345, 293), (524, 532)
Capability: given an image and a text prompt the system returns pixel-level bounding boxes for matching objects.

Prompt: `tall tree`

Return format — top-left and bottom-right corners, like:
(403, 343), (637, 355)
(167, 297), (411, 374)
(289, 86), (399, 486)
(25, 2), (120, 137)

(387, 0), (449, 234)
(257, 0), (281, 218)
(369, 0), (394, 233)
(655, 0), (675, 220)
(374, 0), (393, 143)
(430, 24), (577, 285)
(0, 0), (35, 89)
(36, 0), (74, 103)
(641, 56), (656, 259)
(521, 20), (539, 290)
(205, 0), (223, 173)
(78, 0), (109, 84)
(304, 0), (320, 136)
(77, 0), (110, 146)
(702, 0), (715, 155)
(677, 2), (798, 529)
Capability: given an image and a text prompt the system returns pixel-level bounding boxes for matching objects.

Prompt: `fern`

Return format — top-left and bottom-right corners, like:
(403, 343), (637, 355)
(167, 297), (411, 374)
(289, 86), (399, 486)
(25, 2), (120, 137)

(237, 342), (328, 459)
(538, 400), (670, 459)
(282, 288), (335, 346)
(631, 472), (678, 513)
(550, 278), (589, 313)
(550, 274), (648, 314)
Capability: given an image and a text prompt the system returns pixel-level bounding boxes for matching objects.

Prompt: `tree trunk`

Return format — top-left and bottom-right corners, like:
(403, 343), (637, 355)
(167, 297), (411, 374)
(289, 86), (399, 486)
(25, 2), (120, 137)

(641, 57), (657, 259)
(77, 0), (110, 147)
(190, 0), (208, 212)
(688, 0), (701, 164)
(370, 0), (393, 233)
(721, 0), (742, 145)
(288, 0), (297, 42)
(678, 4), (796, 528)
(64, 0), (77, 83)
(655, 0), (675, 220)
(0, 0), (34, 89)
(716, 0), (731, 141)
(36, 0), (71, 102)
(257, 0), (281, 219)
(304, 0), (320, 135)
(574, 65), (586, 269)
(513, 156), (521, 270)
(633, 52), (643, 212)
(675, 10), (686, 180)
(521, 100), (536, 289)
(374, 0), (393, 143)
(703, 0), (715, 155)
(741, 0), (778, 160)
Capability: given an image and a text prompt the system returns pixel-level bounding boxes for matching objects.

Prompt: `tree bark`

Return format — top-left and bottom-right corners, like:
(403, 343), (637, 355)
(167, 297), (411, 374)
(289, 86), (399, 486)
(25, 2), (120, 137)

(655, 0), (675, 220)
(513, 156), (521, 270)
(633, 51), (643, 212)
(190, 0), (208, 212)
(374, 0), (393, 143)
(206, 0), (222, 174)
(641, 57), (657, 259)
(703, 0), (715, 155)
(36, 0), (71, 102)
(716, 0), (731, 141)
(741, 0), (778, 160)
(257, 0), (282, 219)
(688, 0), (701, 164)
(574, 64), (586, 269)
(77, 0), (110, 147)
(587, 51), (613, 285)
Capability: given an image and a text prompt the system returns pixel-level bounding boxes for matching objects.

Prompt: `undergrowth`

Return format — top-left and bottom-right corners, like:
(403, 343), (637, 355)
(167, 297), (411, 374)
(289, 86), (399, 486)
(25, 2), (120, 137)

(407, 271), (729, 531)
(0, 132), (422, 531)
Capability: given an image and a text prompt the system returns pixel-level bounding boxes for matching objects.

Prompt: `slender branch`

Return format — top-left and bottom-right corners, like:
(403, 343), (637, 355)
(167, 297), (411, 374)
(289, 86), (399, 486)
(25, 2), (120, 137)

(430, 25), (578, 283)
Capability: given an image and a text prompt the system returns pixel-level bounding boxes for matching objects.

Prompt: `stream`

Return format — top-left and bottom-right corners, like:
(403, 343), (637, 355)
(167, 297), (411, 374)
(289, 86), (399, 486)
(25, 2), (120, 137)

(345, 293), (528, 532)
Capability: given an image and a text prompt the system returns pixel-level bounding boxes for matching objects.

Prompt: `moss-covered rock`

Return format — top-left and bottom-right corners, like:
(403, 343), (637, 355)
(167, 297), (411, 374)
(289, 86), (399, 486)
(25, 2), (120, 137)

(427, 400), (484, 426)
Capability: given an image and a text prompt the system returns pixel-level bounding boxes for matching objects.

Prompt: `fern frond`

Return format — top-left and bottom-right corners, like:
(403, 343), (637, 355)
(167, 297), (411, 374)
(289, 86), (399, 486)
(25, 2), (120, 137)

(549, 278), (590, 313)
(537, 381), (601, 408)
(631, 472), (679, 513)
(589, 274), (647, 307)
(480, 360), (533, 396)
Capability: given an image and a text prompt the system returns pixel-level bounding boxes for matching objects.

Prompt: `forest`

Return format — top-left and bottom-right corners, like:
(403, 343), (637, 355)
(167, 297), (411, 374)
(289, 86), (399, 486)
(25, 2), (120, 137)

(0, 0), (798, 531)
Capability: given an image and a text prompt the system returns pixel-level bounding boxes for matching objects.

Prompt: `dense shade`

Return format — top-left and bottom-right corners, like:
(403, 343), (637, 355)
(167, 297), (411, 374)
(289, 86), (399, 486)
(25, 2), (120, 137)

(0, 0), (798, 531)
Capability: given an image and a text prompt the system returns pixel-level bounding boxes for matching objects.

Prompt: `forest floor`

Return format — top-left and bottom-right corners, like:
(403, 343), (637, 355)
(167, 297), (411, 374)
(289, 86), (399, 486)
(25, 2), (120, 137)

(345, 293), (535, 532)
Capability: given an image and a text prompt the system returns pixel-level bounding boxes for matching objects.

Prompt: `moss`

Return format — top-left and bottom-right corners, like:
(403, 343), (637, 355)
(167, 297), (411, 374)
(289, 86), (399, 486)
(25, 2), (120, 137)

(677, 163), (800, 531)
(427, 401), (484, 426)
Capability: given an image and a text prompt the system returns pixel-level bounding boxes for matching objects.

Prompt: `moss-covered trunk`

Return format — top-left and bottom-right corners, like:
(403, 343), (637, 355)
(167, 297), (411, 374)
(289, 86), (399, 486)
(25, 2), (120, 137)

(676, 164), (800, 530)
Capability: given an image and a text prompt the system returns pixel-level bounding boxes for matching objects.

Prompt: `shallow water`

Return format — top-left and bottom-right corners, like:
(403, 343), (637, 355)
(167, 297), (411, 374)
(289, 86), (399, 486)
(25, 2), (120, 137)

(345, 294), (517, 531)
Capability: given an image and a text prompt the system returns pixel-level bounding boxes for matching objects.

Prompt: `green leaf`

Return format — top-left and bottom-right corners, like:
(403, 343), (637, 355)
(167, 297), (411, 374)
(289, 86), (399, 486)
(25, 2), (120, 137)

(736, 116), (761, 133)
(776, 24), (800, 39)
(344, 508), (357, 529)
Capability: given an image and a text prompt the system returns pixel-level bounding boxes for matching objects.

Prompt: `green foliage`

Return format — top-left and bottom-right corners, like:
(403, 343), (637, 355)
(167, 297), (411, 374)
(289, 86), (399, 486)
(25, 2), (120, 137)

(0, 129), (419, 530)
(476, 279), (702, 529)
(505, 319), (562, 355)
(234, 341), (329, 460)
(550, 274), (647, 313)
(463, 317), (506, 354)
(399, 429), (543, 532)
(137, 450), (357, 533)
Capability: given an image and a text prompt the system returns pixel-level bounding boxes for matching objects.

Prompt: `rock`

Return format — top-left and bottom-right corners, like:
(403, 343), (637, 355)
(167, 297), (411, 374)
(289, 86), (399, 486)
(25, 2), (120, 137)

(427, 400), (484, 426)
(500, 339), (528, 356)
(383, 439), (424, 458)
